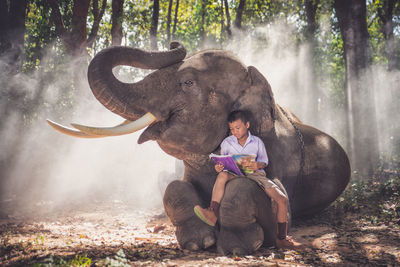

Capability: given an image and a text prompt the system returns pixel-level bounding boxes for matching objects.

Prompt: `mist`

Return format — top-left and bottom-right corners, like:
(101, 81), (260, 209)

(226, 22), (400, 164)
(1, 21), (399, 217)
(0, 52), (181, 217)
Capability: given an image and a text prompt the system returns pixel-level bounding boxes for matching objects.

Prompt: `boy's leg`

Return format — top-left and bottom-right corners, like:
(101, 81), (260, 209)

(212, 171), (234, 204)
(194, 172), (234, 227)
(264, 186), (288, 225)
(245, 173), (303, 249)
(264, 185), (303, 249)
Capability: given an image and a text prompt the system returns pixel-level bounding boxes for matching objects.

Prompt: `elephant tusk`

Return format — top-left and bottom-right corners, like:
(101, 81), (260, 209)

(46, 119), (103, 138)
(70, 112), (157, 137)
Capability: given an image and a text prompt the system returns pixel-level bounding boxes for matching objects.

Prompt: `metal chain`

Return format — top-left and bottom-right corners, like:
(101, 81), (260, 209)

(278, 106), (305, 180)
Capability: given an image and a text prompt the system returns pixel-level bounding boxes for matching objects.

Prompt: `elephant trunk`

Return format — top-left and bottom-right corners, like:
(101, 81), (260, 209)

(87, 42), (186, 121)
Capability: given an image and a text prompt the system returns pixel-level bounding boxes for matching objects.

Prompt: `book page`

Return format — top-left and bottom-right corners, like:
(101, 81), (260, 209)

(232, 154), (256, 174)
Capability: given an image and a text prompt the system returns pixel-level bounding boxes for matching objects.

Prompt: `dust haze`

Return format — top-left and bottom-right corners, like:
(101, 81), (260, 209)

(227, 21), (399, 168)
(0, 21), (399, 217)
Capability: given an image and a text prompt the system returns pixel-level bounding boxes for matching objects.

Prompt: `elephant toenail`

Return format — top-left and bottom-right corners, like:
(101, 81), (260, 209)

(203, 236), (216, 248)
(185, 241), (200, 251)
(253, 240), (263, 250)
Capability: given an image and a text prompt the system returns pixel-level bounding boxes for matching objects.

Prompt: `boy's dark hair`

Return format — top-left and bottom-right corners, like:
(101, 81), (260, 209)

(228, 110), (249, 124)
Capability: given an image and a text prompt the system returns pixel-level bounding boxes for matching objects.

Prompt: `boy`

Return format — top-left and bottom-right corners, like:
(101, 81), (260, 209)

(194, 110), (302, 250)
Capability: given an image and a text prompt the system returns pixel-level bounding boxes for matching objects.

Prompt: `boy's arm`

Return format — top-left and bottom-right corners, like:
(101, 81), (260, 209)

(256, 138), (269, 167)
(220, 139), (230, 155)
(256, 162), (267, 169)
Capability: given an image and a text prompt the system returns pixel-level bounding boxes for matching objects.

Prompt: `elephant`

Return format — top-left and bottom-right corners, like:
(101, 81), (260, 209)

(47, 41), (350, 255)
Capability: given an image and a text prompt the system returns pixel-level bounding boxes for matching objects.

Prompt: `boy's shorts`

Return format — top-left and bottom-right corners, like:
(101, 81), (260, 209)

(227, 171), (279, 190)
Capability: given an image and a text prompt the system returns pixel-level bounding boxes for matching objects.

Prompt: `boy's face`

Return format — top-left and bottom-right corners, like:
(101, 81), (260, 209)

(229, 119), (250, 141)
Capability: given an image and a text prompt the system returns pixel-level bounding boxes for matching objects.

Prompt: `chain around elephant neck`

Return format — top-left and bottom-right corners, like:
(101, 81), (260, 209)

(278, 106), (305, 181)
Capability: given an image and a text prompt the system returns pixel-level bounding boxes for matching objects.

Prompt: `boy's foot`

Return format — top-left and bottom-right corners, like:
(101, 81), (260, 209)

(275, 236), (304, 250)
(194, 205), (217, 227)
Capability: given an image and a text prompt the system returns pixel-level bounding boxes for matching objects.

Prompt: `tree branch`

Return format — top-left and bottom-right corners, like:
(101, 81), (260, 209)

(87, 0), (107, 48)
(46, 0), (67, 40)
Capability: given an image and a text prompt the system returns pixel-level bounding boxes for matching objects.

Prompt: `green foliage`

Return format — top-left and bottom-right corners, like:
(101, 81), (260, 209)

(33, 254), (92, 267)
(328, 155), (400, 225)
(69, 254), (92, 266)
(243, 0), (300, 27)
(316, 15), (346, 109)
(124, 0), (153, 49)
(24, 0), (66, 73)
(96, 249), (130, 267)
(368, 0), (390, 66)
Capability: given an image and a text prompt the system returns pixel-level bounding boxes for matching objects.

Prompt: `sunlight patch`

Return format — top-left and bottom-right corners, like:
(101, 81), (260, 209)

(312, 232), (337, 250)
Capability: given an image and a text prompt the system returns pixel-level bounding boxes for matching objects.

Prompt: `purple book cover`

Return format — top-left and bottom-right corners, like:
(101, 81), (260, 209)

(209, 154), (243, 176)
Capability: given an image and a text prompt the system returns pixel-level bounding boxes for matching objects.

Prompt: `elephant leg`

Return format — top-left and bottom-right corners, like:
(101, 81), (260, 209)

(218, 222), (264, 255)
(218, 178), (277, 255)
(163, 180), (216, 250)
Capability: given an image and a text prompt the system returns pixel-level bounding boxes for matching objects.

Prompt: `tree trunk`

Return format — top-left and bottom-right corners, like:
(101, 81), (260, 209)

(150, 0), (159, 50)
(172, 0), (179, 39)
(70, 0), (91, 57)
(47, 0), (91, 92)
(111, 0), (125, 46)
(235, 0), (246, 29)
(377, 0), (397, 71)
(224, 0), (232, 38)
(48, 0), (91, 57)
(0, 0), (27, 75)
(87, 0), (107, 48)
(220, 0), (225, 44)
(303, 0), (319, 124)
(334, 0), (379, 176)
(167, 0), (173, 43)
(200, 0), (206, 48)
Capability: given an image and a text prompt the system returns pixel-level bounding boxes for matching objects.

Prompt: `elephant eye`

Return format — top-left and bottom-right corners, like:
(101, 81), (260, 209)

(184, 80), (194, 87)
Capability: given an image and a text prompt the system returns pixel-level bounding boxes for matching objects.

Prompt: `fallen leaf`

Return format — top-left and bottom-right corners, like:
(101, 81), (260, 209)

(153, 224), (166, 233)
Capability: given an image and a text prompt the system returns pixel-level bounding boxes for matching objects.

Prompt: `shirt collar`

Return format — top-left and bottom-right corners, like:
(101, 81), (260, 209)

(232, 131), (254, 146)
(245, 131), (255, 146)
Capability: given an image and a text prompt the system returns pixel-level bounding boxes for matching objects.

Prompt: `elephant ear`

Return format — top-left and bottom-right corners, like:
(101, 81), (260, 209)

(233, 66), (276, 135)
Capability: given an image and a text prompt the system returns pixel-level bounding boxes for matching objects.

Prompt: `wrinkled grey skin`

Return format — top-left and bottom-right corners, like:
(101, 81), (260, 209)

(87, 42), (350, 255)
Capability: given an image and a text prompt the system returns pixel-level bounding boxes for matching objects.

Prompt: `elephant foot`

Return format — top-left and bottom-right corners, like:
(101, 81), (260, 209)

(217, 222), (264, 255)
(175, 216), (217, 251)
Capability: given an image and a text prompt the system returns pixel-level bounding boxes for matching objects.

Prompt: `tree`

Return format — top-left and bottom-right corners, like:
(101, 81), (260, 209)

(220, 0), (225, 43)
(303, 0), (320, 123)
(200, 0), (206, 48)
(112, 0), (125, 46)
(166, 0), (173, 43)
(334, 0), (379, 175)
(0, 0), (27, 75)
(87, 0), (107, 48)
(376, 0), (399, 71)
(172, 0), (179, 40)
(47, 0), (107, 89)
(235, 0), (246, 29)
(150, 0), (160, 50)
(224, 0), (232, 38)
(47, 0), (90, 58)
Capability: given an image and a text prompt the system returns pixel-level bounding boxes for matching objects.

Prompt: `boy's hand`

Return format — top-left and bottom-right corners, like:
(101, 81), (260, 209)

(215, 163), (224, 173)
(242, 160), (266, 171)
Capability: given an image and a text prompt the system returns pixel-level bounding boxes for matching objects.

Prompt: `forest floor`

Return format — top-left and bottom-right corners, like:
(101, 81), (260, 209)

(0, 166), (399, 266)
(0, 199), (399, 266)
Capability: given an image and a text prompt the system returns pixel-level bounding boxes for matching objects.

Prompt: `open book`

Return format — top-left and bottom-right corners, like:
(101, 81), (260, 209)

(209, 153), (257, 176)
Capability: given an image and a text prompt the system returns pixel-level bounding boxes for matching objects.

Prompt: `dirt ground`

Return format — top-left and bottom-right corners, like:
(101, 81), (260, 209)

(0, 200), (399, 266)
